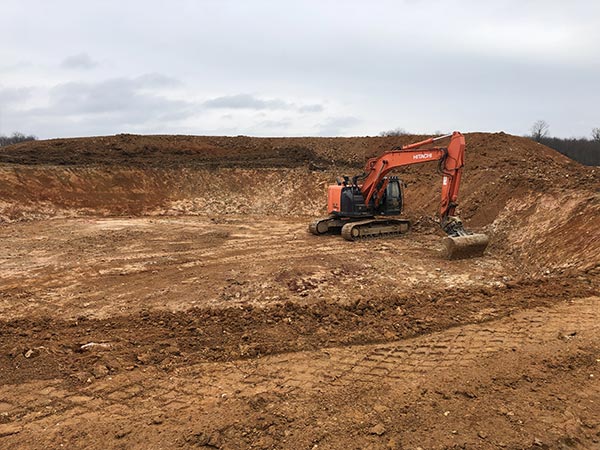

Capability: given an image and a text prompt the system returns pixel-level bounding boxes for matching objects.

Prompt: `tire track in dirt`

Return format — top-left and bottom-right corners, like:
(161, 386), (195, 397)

(207, 296), (599, 396)
(0, 273), (597, 387)
(0, 296), (598, 449)
(325, 297), (599, 387)
(0, 216), (514, 320)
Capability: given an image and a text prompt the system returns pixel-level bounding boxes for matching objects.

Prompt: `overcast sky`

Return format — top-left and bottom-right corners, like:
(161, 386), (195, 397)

(1, 0), (599, 139)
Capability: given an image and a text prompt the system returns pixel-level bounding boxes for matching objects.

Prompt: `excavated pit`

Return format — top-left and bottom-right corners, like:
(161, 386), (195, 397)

(0, 132), (598, 449)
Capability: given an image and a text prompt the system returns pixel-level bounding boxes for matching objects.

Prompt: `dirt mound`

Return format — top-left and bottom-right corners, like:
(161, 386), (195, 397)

(0, 132), (596, 216)
(0, 134), (318, 168)
(0, 132), (598, 271)
(0, 132), (595, 181)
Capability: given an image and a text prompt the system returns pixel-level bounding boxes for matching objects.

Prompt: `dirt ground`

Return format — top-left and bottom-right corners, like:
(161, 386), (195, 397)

(0, 133), (599, 449)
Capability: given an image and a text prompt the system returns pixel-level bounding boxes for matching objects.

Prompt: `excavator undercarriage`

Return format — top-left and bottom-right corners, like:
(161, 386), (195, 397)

(309, 216), (410, 241)
(308, 132), (489, 259)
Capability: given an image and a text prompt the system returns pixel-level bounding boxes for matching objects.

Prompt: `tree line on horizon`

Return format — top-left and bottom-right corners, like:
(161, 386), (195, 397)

(379, 122), (600, 166)
(0, 132), (37, 147)
(1, 126), (598, 166)
(528, 120), (600, 166)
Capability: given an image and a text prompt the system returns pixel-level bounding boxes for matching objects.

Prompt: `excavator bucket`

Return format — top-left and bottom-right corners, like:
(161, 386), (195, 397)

(443, 233), (489, 260)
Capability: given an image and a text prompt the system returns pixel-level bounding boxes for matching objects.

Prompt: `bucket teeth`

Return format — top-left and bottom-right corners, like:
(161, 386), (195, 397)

(444, 234), (489, 260)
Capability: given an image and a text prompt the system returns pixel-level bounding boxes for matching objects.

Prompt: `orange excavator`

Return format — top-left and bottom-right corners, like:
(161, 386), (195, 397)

(309, 131), (489, 259)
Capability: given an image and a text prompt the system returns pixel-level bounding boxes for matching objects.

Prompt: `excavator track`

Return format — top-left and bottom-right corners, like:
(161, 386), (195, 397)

(341, 218), (410, 241)
(308, 216), (347, 235)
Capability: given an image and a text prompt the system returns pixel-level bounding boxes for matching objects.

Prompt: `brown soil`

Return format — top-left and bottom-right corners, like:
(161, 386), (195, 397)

(0, 133), (598, 449)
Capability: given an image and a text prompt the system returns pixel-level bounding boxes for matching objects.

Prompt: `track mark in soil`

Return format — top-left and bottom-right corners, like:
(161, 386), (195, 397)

(0, 296), (598, 450)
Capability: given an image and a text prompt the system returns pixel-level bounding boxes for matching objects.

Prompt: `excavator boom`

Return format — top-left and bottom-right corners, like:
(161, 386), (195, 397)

(309, 132), (489, 259)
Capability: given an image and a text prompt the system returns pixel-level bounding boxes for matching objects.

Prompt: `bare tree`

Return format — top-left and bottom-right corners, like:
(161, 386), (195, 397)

(0, 132), (37, 147)
(379, 128), (409, 137)
(530, 120), (549, 142)
(592, 127), (600, 142)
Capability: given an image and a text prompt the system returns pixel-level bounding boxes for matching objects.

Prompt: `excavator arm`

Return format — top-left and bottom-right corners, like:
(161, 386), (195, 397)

(308, 131), (489, 259)
(359, 131), (488, 257)
(360, 131), (465, 227)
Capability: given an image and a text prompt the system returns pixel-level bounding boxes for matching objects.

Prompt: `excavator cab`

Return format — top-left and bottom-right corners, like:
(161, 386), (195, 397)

(327, 176), (402, 218)
(377, 176), (402, 216)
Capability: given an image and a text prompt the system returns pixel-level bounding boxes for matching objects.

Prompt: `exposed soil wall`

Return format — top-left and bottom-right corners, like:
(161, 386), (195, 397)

(1, 132), (598, 272)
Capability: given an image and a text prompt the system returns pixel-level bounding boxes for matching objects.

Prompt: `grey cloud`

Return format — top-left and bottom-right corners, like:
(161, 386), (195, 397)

(134, 73), (181, 87)
(204, 94), (324, 114)
(5, 74), (196, 137)
(0, 86), (32, 105)
(60, 53), (98, 70)
(299, 104), (324, 113)
(256, 119), (293, 130)
(2, 78), (329, 138)
(204, 94), (291, 110)
(1, 0), (599, 137)
(0, 61), (34, 72)
(317, 116), (361, 136)
(43, 74), (187, 118)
